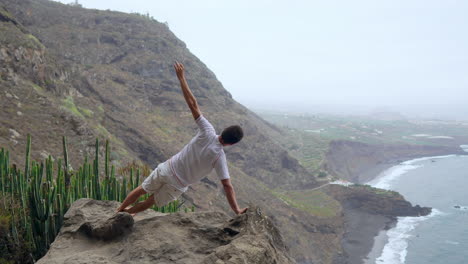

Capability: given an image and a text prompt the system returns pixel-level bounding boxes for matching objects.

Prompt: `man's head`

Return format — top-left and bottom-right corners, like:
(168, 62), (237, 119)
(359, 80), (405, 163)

(220, 125), (243, 145)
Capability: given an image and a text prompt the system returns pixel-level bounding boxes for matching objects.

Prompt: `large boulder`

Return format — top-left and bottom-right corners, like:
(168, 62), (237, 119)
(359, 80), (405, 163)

(37, 198), (295, 264)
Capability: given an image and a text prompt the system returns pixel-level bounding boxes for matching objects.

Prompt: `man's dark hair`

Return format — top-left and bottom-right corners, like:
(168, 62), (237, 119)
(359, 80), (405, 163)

(221, 125), (243, 145)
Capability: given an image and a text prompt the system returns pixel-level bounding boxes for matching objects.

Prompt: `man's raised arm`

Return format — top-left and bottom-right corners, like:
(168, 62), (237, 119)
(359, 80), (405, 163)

(174, 62), (201, 120)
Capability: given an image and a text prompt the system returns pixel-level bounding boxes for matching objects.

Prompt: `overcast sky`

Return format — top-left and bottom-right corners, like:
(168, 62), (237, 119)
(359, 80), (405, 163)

(55, 0), (468, 119)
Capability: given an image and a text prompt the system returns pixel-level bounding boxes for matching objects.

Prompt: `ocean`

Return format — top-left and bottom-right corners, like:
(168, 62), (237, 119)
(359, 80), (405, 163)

(366, 153), (468, 264)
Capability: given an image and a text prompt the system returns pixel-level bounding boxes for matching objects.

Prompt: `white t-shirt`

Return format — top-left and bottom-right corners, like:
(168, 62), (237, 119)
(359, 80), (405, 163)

(167, 115), (230, 188)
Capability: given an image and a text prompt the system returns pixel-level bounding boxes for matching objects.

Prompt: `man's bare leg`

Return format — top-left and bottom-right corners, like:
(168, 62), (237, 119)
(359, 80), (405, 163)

(125, 194), (156, 215)
(116, 186), (147, 212)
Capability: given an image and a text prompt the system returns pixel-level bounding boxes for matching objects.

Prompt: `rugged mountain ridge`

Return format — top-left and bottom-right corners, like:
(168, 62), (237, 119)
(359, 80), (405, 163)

(0, 1), (436, 263)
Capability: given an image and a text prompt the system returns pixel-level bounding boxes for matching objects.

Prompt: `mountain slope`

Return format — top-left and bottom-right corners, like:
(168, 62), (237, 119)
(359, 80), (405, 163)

(0, 0), (315, 190)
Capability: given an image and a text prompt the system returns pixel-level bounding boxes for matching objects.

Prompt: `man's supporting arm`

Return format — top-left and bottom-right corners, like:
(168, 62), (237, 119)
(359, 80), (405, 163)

(221, 179), (247, 215)
(117, 185), (147, 212)
(125, 194), (155, 215)
(174, 62), (201, 120)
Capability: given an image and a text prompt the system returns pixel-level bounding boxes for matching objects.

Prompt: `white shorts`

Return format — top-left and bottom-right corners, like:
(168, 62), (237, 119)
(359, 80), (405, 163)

(141, 165), (186, 207)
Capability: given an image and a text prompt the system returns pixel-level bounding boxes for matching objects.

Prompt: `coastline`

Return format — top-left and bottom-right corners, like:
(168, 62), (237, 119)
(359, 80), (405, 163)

(325, 140), (467, 184)
(364, 229), (392, 264)
(341, 210), (396, 264)
(360, 153), (466, 264)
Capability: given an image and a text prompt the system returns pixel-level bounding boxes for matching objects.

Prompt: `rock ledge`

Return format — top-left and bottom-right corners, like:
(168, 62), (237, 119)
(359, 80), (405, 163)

(38, 198), (295, 264)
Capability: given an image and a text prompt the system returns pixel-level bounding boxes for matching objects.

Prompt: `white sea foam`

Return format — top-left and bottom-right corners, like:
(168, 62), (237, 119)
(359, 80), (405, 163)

(460, 144), (468, 152)
(428, 136), (453, 139)
(411, 134), (431, 137)
(368, 164), (422, 190)
(367, 155), (456, 190)
(400, 154), (456, 165)
(375, 209), (443, 264)
(444, 240), (460, 245)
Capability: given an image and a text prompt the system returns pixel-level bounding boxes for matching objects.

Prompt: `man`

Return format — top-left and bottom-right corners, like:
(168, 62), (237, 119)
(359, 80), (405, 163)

(117, 62), (247, 215)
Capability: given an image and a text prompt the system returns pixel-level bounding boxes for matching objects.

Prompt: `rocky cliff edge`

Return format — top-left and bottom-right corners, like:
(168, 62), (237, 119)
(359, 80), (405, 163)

(37, 199), (295, 264)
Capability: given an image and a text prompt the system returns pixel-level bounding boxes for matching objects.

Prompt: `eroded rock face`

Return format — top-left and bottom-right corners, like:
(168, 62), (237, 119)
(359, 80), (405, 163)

(37, 199), (295, 264)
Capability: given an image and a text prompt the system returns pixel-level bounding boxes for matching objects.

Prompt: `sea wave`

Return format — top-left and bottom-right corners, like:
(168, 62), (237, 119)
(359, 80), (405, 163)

(444, 240), (460, 246)
(368, 155), (456, 190)
(460, 144), (468, 152)
(369, 164), (422, 190)
(375, 209), (443, 264)
(400, 154), (456, 165)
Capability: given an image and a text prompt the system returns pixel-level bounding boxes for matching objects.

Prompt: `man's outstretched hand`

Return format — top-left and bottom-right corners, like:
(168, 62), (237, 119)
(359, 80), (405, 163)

(174, 61), (185, 80)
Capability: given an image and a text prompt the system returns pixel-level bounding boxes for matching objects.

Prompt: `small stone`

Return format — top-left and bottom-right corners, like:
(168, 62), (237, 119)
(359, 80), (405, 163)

(9, 128), (20, 138)
(40, 150), (53, 161)
(17, 111), (23, 116)
(6, 93), (12, 98)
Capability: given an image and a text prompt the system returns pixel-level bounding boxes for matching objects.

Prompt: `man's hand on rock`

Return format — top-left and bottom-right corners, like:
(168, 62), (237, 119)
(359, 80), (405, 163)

(236, 208), (248, 215)
(116, 207), (136, 217)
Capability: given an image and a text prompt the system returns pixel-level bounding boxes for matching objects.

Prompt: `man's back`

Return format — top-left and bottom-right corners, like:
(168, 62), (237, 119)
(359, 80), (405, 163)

(169, 115), (229, 187)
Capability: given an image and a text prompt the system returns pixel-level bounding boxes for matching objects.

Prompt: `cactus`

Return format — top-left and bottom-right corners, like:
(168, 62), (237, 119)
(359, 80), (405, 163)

(135, 168), (140, 188)
(129, 168), (134, 191)
(0, 136), (184, 261)
(94, 138), (101, 200)
(25, 134), (31, 179)
(62, 136), (70, 190)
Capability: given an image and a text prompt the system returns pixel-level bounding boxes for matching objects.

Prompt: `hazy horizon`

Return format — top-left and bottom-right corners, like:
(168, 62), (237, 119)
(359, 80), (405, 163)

(55, 0), (468, 120)
(244, 101), (468, 121)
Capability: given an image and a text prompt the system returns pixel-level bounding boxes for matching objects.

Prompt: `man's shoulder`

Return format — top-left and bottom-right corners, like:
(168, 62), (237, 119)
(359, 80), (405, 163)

(195, 114), (208, 123)
(195, 115), (216, 135)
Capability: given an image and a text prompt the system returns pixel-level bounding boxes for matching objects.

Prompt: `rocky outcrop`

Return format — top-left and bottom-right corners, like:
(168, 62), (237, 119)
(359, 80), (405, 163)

(326, 184), (431, 217)
(324, 140), (465, 183)
(37, 199), (295, 264)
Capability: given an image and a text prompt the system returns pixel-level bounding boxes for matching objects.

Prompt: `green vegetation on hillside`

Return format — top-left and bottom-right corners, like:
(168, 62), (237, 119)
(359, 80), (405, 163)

(260, 111), (468, 146)
(350, 184), (400, 197)
(274, 188), (340, 218)
(258, 111), (468, 175)
(61, 96), (83, 118)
